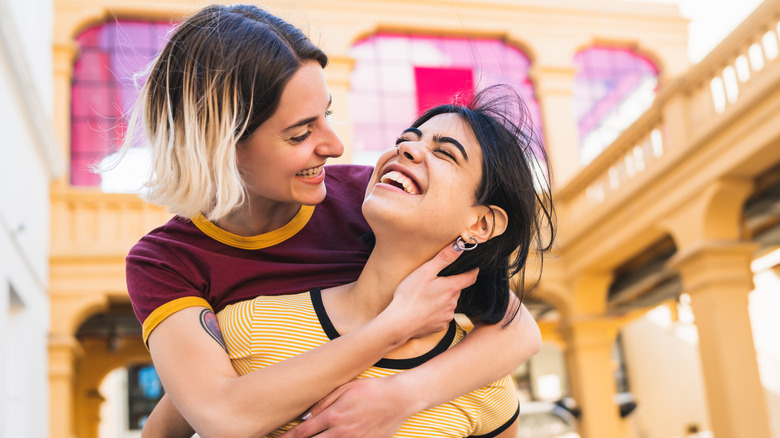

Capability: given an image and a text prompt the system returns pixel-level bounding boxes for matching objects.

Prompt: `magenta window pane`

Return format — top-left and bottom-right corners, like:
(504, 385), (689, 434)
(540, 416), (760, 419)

(73, 51), (111, 81)
(573, 46), (659, 162)
(350, 33), (543, 166)
(70, 19), (174, 187)
(414, 67), (474, 115)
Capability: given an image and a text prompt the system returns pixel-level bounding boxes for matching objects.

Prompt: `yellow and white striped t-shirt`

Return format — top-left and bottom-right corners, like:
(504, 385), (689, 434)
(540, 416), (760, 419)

(217, 288), (520, 438)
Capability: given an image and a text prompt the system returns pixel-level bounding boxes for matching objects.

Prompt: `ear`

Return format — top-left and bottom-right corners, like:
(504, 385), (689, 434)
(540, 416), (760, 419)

(462, 205), (508, 244)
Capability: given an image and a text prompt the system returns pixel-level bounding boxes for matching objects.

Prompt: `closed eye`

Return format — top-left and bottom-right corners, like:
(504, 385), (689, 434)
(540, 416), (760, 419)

(435, 148), (456, 160)
(395, 136), (413, 145)
(433, 135), (468, 161)
(289, 131), (312, 143)
(396, 127), (422, 146)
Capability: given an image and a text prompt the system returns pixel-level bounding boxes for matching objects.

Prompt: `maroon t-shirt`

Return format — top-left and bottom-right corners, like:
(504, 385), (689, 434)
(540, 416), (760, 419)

(126, 165), (373, 342)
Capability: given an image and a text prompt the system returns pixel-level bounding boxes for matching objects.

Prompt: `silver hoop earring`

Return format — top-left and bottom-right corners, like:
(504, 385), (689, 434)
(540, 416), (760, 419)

(455, 236), (478, 251)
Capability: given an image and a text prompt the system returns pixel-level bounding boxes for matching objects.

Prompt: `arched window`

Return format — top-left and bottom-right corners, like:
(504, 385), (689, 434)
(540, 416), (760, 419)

(349, 33), (543, 166)
(573, 46), (658, 164)
(70, 20), (173, 189)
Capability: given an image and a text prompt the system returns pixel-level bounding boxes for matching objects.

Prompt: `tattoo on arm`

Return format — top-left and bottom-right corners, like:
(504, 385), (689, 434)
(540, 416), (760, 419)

(199, 309), (227, 352)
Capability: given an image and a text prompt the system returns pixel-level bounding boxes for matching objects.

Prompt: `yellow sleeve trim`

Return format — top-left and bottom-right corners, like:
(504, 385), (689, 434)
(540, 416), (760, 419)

(191, 205), (315, 250)
(142, 296), (212, 346)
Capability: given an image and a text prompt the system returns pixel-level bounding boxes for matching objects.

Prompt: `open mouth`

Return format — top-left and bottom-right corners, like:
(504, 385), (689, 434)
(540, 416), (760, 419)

(297, 165), (323, 179)
(380, 170), (421, 195)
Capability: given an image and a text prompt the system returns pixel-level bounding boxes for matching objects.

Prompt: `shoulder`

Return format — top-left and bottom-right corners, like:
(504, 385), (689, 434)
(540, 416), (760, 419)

(125, 216), (206, 293)
(128, 216), (198, 257)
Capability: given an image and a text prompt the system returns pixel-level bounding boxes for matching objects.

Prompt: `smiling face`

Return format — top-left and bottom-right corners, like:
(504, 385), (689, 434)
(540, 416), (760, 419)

(236, 61), (344, 209)
(363, 113), (485, 246)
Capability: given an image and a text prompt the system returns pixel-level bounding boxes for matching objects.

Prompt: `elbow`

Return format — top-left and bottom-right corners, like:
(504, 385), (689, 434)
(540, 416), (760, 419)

(509, 303), (542, 364)
(527, 319), (542, 357)
(196, 421), (277, 438)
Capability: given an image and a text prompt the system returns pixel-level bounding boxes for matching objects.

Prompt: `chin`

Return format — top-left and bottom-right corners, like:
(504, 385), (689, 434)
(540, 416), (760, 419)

(296, 186), (327, 206)
(362, 196), (401, 230)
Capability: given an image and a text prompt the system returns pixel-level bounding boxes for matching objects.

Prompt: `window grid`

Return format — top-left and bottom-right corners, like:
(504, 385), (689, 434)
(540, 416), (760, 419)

(71, 20), (173, 186)
(349, 33), (543, 166)
(573, 46), (659, 165)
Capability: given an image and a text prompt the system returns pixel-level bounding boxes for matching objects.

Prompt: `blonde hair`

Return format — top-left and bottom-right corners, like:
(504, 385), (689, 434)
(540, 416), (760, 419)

(115, 4), (327, 221)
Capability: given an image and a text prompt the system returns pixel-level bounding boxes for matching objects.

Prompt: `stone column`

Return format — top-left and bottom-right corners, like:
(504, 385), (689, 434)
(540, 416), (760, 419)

(81, 389), (105, 438)
(49, 334), (81, 438)
(561, 317), (625, 438)
(52, 41), (77, 190)
(528, 64), (581, 187)
(669, 240), (771, 438)
(559, 272), (625, 438)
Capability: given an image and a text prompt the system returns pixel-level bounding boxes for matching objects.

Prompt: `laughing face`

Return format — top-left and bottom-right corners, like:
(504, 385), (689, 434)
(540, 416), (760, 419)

(363, 113), (485, 245)
(236, 61), (344, 209)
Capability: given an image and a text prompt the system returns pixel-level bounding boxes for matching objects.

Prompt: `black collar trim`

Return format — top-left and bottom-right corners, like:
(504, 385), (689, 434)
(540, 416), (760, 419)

(310, 288), (457, 370)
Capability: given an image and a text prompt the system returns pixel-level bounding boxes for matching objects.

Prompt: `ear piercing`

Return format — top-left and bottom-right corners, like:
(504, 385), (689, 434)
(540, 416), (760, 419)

(455, 236), (479, 251)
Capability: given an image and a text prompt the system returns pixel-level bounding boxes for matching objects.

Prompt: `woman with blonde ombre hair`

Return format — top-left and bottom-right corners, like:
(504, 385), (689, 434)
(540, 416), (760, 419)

(123, 4), (544, 437)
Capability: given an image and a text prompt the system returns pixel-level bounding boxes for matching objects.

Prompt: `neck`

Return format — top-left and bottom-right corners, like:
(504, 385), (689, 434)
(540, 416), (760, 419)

(215, 197), (302, 236)
(321, 233), (457, 359)
(326, 234), (439, 329)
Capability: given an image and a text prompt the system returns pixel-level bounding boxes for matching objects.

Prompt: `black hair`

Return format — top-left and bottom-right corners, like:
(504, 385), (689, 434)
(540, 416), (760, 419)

(417, 85), (556, 325)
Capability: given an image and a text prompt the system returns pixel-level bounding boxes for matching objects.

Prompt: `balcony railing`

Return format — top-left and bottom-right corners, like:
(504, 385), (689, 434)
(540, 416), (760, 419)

(50, 188), (169, 259)
(556, 0), (780, 238)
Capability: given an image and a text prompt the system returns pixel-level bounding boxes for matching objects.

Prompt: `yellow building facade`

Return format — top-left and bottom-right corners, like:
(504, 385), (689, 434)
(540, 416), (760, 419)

(48, 1), (780, 437)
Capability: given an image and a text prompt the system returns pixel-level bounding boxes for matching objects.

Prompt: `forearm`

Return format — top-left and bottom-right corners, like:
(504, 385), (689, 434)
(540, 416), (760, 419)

(142, 394), (194, 438)
(153, 306), (413, 438)
(227, 309), (411, 421)
(394, 300), (541, 411)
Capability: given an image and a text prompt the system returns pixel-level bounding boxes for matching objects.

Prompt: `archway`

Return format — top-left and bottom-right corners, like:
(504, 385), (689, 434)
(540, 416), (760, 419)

(74, 302), (153, 438)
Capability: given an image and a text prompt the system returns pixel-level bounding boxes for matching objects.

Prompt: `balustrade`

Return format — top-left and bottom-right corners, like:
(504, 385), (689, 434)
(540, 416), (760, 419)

(557, 1), (780, 231)
(50, 189), (168, 258)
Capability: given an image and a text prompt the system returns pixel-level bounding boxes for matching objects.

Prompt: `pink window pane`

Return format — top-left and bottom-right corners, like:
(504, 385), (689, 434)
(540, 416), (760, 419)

(70, 19), (174, 187)
(573, 46), (658, 162)
(381, 95), (417, 126)
(352, 124), (385, 152)
(350, 91), (382, 124)
(73, 51), (111, 81)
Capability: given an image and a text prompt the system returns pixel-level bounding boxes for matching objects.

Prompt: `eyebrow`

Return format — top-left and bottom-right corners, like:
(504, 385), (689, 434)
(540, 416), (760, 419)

(283, 95), (333, 132)
(402, 127), (468, 161)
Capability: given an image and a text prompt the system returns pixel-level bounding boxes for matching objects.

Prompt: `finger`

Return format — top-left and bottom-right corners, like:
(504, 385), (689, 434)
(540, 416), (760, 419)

(306, 383), (351, 418)
(424, 241), (465, 274)
(444, 267), (479, 290)
(309, 430), (338, 438)
(278, 415), (328, 438)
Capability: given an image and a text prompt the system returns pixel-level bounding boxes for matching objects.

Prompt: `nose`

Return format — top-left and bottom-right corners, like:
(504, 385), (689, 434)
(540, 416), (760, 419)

(398, 140), (423, 163)
(316, 120), (344, 158)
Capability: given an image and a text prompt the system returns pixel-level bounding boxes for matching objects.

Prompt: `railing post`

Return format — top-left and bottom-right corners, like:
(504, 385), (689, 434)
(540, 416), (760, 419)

(660, 88), (690, 154)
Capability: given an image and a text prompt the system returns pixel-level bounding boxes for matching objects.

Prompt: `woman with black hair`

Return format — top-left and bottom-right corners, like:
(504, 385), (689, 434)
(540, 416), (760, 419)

(215, 85), (555, 437)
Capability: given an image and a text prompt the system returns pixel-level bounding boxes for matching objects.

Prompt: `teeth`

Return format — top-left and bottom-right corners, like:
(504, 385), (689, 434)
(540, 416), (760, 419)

(297, 165), (323, 178)
(380, 170), (419, 194)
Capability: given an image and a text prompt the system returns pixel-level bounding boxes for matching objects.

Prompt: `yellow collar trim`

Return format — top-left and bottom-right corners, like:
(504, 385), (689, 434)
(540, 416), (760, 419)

(192, 205), (315, 250)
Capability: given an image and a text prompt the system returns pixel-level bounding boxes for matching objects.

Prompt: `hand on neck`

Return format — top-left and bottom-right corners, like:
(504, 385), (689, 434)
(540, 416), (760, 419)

(323, 238), (441, 331)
